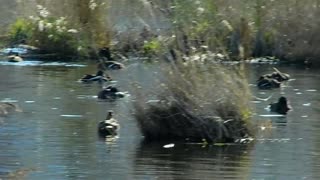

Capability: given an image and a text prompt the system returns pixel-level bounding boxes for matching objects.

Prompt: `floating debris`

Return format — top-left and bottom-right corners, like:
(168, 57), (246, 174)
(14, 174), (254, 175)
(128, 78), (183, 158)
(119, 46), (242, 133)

(163, 143), (175, 148)
(306, 89), (317, 92)
(60, 114), (83, 118)
(25, 101), (35, 103)
(303, 103), (311, 106)
(251, 101), (262, 104)
(259, 114), (286, 117)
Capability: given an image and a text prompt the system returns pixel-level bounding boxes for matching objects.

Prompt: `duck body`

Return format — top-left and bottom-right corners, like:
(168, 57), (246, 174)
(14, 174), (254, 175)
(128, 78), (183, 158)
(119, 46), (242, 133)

(104, 61), (125, 70)
(98, 111), (119, 137)
(269, 72), (290, 82)
(0, 102), (20, 116)
(7, 55), (23, 62)
(80, 70), (112, 83)
(97, 86), (125, 99)
(257, 76), (281, 89)
(269, 96), (291, 115)
(80, 74), (111, 83)
(257, 69), (290, 90)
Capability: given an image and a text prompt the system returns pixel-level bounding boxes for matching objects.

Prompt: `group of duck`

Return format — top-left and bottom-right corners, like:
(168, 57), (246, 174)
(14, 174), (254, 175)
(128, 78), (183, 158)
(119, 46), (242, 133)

(0, 60), (292, 139)
(78, 62), (126, 138)
(256, 68), (291, 115)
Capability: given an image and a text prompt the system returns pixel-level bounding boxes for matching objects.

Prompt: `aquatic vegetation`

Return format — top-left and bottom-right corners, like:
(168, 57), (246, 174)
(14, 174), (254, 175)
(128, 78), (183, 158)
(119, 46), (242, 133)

(133, 60), (253, 143)
(7, 8), (85, 59)
(7, 18), (33, 45)
(7, 1), (110, 59)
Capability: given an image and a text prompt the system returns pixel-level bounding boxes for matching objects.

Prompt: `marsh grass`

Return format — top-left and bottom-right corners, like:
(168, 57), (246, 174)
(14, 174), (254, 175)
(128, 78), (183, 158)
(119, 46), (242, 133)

(7, 0), (110, 59)
(133, 60), (253, 143)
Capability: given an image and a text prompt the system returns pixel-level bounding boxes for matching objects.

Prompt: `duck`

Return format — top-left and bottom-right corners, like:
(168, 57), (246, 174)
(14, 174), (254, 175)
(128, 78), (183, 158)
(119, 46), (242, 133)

(7, 55), (23, 62)
(98, 111), (120, 137)
(0, 102), (21, 116)
(257, 76), (281, 89)
(79, 70), (112, 83)
(270, 72), (290, 82)
(97, 85), (125, 99)
(269, 96), (291, 115)
(104, 61), (125, 70)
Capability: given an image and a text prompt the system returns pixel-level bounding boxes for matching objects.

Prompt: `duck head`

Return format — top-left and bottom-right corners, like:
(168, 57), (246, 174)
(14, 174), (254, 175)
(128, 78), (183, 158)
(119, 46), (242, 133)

(95, 70), (104, 76)
(106, 111), (113, 120)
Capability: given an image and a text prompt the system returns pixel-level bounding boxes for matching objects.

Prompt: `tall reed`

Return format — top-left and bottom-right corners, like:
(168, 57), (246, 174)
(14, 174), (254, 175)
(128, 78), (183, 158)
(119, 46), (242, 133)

(133, 60), (253, 143)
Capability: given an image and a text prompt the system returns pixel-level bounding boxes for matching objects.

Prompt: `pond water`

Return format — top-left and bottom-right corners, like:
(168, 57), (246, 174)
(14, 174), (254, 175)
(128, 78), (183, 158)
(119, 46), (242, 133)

(0, 59), (319, 179)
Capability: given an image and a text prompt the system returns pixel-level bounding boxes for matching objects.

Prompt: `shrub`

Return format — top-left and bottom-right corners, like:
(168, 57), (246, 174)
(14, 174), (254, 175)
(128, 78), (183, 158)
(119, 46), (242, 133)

(143, 38), (162, 55)
(8, 18), (33, 45)
(7, 5), (88, 59)
(133, 60), (253, 143)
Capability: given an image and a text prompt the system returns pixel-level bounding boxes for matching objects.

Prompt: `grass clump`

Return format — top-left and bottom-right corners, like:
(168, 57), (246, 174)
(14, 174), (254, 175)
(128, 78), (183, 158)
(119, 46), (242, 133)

(133, 60), (253, 143)
(7, 1), (110, 60)
(7, 5), (85, 59)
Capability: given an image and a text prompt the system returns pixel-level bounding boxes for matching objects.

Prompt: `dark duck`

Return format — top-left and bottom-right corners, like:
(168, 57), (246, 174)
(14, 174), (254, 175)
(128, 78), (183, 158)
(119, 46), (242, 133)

(80, 70), (112, 83)
(98, 111), (120, 137)
(97, 85), (125, 99)
(257, 76), (281, 89)
(104, 61), (125, 70)
(257, 68), (290, 89)
(269, 96), (291, 115)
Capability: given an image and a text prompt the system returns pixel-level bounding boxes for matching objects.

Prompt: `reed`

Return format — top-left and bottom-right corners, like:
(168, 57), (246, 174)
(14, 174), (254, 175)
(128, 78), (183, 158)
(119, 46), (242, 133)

(133, 60), (253, 143)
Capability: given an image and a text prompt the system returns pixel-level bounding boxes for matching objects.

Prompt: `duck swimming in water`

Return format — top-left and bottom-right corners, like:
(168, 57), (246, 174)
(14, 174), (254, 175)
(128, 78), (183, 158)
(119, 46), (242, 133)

(259, 68), (290, 83)
(104, 61), (125, 70)
(269, 96), (291, 115)
(98, 111), (120, 137)
(0, 102), (21, 116)
(97, 85), (125, 99)
(7, 55), (23, 62)
(80, 70), (112, 83)
(257, 76), (281, 89)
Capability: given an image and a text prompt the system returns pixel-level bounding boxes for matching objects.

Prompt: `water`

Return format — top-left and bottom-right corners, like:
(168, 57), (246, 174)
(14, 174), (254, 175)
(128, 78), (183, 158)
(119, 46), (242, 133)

(0, 60), (319, 179)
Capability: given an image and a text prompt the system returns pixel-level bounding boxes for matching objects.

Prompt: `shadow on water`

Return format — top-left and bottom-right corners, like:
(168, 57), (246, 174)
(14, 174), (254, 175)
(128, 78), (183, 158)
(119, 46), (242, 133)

(133, 141), (253, 179)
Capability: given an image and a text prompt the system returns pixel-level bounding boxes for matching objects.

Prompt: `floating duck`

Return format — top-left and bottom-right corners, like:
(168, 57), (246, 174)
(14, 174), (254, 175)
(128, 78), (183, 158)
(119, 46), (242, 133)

(257, 76), (281, 89)
(98, 111), (120, 137)
(0, 102), (21, 116)
(257, 68), (290, 89)
(7, 55), (23, 62)
(104, 61), (125, 70)
(269, 96), (291, 115)
(97, 85), (125, 99)
(79, 70), (112, 83)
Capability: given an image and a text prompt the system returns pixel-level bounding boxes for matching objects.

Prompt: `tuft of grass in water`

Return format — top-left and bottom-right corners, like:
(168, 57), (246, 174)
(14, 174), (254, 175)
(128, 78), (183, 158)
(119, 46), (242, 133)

(133, 60), (253, 143)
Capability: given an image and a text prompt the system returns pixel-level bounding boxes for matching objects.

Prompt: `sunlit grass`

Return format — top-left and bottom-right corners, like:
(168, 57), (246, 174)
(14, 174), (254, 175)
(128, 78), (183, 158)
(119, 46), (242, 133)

(133, 60), (253, 143)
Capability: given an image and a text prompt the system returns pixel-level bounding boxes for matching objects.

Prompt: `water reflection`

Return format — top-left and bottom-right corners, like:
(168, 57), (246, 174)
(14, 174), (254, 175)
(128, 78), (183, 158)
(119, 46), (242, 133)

(134, 142), (253, 179)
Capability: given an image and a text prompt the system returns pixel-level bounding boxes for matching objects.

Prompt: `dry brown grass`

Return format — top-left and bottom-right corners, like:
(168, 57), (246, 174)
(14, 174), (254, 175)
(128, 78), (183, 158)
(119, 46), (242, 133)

(133, 60), (253, 143)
